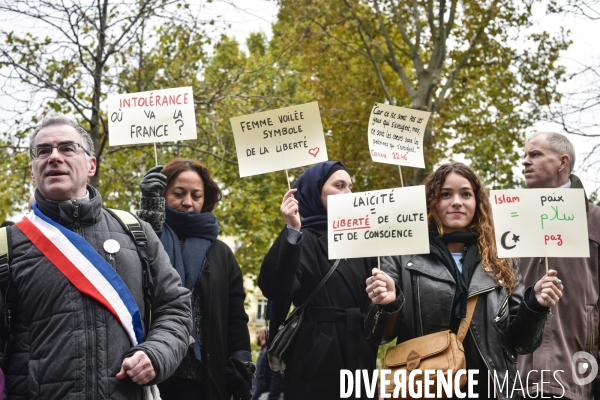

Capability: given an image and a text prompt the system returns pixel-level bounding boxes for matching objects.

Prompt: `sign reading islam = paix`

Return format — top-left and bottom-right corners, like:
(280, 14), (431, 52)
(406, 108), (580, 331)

(490, 188), (589, 258)
(367, 103), (431, 169)
(107, 86), (197, 146)
(230, 102), (328, 177)
(327, 186), (430, 260)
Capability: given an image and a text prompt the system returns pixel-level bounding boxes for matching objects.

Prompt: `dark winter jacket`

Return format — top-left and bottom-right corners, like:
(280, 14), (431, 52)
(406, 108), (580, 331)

(137, 196), (251, 400)
(1, 186), (192, 400)
(259, 226), (384, 400)
(369, 250), (549, 399)
(517, 174), (600, 400)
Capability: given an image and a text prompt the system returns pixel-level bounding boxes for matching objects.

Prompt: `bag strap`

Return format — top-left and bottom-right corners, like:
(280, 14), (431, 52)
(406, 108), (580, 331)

(0, 226), (12, 355)
(295, 258), (341, 314)
(456, 295), (478, 343)
(105, 208), (154, 334)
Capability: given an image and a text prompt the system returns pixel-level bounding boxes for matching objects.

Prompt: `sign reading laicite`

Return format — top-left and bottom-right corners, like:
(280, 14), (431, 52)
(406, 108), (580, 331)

(327, 186), (429, 259)
(107, 86), (197, 146)
(490, 189), (589, 258)
(367, 103), (430, 168)
(230, 102), (328, 177)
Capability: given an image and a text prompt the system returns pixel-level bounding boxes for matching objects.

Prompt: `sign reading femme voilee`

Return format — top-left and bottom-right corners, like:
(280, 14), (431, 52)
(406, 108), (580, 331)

(490, 188), (589, 258)
(327, 186), (430, 259)
(367, 103), (430, 168)
(230, 102), (328, 177)
(107, 86), (197, 146)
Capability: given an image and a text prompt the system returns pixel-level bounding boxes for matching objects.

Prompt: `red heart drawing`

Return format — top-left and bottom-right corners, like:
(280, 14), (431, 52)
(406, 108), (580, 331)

(308, 147), (320, 157)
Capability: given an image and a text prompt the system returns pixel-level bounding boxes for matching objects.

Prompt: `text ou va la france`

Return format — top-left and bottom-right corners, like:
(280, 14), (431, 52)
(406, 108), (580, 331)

(238, 111), (305, 133)
(119, 92), (189, 108)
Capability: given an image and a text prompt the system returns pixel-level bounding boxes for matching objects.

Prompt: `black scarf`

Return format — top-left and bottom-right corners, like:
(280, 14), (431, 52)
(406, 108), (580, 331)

(161, 206), (220, 361)
(428, 231), (479, 328)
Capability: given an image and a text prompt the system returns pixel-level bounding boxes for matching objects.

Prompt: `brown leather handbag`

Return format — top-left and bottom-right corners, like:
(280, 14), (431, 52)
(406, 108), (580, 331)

(383, 296), (478, 399)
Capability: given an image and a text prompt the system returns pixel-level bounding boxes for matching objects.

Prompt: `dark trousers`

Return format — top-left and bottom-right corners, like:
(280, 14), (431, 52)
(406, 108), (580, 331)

(158, 376), (203, 400)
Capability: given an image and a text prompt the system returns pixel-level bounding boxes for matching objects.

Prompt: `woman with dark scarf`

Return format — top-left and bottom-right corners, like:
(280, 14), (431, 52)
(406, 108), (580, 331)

(259, 161), (399, 400)
(138, 158), (253, 400)
(366, 163), (564, 399)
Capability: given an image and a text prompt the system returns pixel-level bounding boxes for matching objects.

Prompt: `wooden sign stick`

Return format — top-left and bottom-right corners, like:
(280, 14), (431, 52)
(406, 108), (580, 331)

(398, 166), (404, 187)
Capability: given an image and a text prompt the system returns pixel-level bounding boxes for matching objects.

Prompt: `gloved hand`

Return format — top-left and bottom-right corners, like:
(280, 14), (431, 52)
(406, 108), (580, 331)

(225, 357), (255, 400)
(140, 165), (167, 198)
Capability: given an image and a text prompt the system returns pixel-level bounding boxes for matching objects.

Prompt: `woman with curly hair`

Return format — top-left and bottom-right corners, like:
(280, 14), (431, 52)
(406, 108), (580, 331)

(366, 162), (564, 398)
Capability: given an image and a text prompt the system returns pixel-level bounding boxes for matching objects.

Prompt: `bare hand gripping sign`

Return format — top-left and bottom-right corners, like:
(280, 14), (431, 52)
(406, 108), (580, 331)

(107, 86), (197, 146)
(490, 188), (589, 258)
(368, 103), (431, 168)
(230, 102), (328, 177)
(327, 186), (430, 259)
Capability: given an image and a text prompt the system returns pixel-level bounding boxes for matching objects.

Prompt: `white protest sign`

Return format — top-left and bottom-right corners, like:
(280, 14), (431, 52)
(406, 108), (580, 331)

(367, 103), (430, 168)
(327, 186), (430, 259)
(490, 189), (589, 258)
(107, 86), (196, 146)
(230, 102), (328, 177)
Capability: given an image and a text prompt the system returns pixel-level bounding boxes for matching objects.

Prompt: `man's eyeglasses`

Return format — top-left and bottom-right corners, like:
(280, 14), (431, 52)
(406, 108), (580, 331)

(31, 142), (91, 159)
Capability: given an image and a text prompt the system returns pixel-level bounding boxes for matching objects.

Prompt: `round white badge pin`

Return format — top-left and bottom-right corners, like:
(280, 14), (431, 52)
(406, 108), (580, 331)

(103, 239), (120, 254)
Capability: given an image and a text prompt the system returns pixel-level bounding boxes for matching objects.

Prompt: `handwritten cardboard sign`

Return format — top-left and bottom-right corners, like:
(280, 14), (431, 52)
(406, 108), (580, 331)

(367, 103), (430, 168)
(490, 189), (589, 258)
(327, 186), (430, 259)
(107, 87), (197, 146)
(230, 102), (328, 177)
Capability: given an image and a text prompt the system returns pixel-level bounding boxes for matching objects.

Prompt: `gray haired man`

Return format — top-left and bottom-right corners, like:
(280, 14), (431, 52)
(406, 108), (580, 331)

(518, 132), (600, 400)
(0, 112), (191, 399)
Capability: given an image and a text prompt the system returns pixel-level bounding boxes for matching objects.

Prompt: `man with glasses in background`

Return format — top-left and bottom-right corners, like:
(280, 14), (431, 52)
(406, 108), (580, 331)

(0, 112), (192, 399)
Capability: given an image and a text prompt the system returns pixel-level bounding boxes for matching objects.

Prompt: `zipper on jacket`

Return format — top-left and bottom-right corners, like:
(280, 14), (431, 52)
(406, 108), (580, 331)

(416, 276), (425, 336)
(493, 298), (509, 323)
(72, 200), (96, 397)
(371, 311), (380, 335)
(84, 297), (97, 399)
(72, 200), (81, 233)
(468, 288), (500, 397)
(469, 325), (499, 397)
(589, 308), (594, 354)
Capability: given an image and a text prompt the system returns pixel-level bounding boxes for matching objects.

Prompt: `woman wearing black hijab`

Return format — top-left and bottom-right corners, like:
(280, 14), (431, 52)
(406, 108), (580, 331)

(259, 161), (398, 400)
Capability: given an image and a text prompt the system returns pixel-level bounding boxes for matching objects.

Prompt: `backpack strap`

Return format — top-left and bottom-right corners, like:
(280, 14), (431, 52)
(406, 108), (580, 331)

(105, 209), (154, 336)
(0, 226), (12, 355)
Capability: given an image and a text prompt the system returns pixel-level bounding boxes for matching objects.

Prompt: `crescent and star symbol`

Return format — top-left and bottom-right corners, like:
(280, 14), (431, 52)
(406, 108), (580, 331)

(501, 231), (520, 250)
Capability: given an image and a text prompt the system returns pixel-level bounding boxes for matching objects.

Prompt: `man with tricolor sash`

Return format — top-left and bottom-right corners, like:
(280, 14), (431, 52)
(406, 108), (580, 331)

(0, 113), (192, 399)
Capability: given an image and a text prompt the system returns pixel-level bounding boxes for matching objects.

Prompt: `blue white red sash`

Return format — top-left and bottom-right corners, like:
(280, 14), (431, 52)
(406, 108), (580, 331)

(16, 204), (144, 346)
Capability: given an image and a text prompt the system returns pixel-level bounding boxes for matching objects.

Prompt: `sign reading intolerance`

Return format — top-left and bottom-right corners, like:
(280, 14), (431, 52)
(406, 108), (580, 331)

(367, 103), (431, 168)
(490, 188), (589, 258)
(327, 186), (430, 259)
(230, 102), (328, 177)
(107, 86), (197, 146)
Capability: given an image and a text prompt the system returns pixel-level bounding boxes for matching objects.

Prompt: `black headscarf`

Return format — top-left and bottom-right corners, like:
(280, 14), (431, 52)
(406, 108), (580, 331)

(293, 161), (347, 230)
(428, 231), (479, 331)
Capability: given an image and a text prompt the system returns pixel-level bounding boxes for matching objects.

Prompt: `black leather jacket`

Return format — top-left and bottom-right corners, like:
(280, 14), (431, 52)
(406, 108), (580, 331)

(367, 250), (549, 399)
